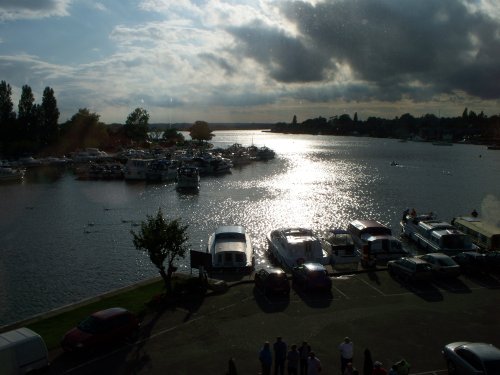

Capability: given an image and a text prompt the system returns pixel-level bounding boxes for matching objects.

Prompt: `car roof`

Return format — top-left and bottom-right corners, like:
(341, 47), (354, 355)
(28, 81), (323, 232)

(91, 307), (130, 320)
(423, 253), (451, 259)
(303, 262), (326, 271)
(266, 267), (286, 275)
(459, 343), (500, 360)
(401, 257), (428, 264)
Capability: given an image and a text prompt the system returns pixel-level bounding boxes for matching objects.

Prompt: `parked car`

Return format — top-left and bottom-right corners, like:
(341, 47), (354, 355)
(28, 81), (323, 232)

(419, 253), (461, 278)
(291, 262), (332, 292)
(254, 267), (290, 296)
(387, 257), (433, 283)
(442, 341), (500, 374)
(61, 307), (140, 353)
(451, 251), (499, 274)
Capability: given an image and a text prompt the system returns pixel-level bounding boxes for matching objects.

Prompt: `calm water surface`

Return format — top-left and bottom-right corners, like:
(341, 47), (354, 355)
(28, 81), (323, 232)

(1, 131), (499, 325)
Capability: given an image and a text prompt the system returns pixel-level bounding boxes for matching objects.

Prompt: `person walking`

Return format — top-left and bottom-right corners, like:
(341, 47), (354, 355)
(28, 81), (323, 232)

(307, 352), (322, 375)
(287, 344), (300, 375)
(339, 337), (354, 374)
(273, 336), (287, 375)
(259, 342), (273, 375)
(363, 349), (373, 375)
(299, 341), (311, 375)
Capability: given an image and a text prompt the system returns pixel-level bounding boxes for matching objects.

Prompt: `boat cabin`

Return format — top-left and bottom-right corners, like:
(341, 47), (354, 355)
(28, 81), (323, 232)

(452, 216), (500, 252)
(209, 226), (253, 271)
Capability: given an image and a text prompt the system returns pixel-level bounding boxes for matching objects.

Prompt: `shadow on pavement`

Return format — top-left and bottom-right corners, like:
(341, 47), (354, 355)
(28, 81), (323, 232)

(291, 284), (333, 308)
(253, 287), (290, 313)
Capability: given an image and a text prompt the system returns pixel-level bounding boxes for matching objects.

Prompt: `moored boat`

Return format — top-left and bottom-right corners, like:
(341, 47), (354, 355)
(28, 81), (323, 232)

(266, 227), (330, 269)
(451, 216), (500, 252)
(325, 229), (359, 265)
(348, 219), (409, 267)
(401, 211), (479, 255)
(124, 159), (153, 180)
(0, 166), (25, 182)
(207, 225), (254, 272)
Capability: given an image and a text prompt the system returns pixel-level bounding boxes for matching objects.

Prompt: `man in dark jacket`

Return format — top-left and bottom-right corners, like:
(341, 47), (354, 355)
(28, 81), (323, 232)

(273, 336), (287, 375)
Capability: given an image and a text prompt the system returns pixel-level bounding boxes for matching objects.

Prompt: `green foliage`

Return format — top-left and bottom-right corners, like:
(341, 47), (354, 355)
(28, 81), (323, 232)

(125, 107), (149, 142)
(40, 87), (60, 148)
(189, 120), (214, 142)
(131, 209), (189, 293)
(59, 108), (109, 153)
(162, 128), (185, 145)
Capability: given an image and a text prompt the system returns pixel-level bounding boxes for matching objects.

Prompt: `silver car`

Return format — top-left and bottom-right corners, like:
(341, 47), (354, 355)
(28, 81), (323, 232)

(442, 342), (500, 374)
(419, 253), (461, 278)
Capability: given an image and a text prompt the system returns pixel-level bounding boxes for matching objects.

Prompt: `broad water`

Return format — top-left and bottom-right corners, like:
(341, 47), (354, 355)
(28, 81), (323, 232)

(1, 131), (499, 325)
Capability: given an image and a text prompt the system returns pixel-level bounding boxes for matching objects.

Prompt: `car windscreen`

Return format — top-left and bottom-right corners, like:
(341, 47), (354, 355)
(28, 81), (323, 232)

(78, 316), (107, 334)
(437, 257), (457, 266)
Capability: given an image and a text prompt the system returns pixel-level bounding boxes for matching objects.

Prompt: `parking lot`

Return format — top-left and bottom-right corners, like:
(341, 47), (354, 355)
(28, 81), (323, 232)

(47, 268), (500, 374)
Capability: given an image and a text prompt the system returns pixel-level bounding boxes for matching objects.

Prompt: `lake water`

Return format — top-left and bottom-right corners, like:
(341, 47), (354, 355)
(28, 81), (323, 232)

(1, 131), (499, 326)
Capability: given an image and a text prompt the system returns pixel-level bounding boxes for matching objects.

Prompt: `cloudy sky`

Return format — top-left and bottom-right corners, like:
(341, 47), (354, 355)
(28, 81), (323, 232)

(1, 0), (500, 124)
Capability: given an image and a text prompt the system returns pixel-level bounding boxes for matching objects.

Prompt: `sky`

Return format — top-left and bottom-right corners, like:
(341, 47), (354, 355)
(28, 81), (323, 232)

(1, 0), (500, 124)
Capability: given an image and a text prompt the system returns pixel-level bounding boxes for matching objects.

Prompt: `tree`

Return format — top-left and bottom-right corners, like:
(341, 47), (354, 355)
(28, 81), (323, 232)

(124, 107), (149, 142)
(0, 81), (16, 155)
(40, 86), (60, 148)
(162, 128), (185, 145)
(292, 115), (297, 125)
(131, 209), (189, 294)
(59, 108), (109, 153)
(189, 120), (213, 142)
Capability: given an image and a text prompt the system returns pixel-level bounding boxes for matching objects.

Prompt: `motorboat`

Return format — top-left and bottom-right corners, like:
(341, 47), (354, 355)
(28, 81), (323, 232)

(348, 219), (409, 267)
(176, 166), (200, 190)
(0, 166), (25, 182)
(266, 228), (330, 269)
(452, 216), (500, 252)
(401, 212), (478, 255)
(124, 158), (153, 180)
(146, 159), (178, 182)
(207, 225), (254, 272)
(325, 229), (359, 265)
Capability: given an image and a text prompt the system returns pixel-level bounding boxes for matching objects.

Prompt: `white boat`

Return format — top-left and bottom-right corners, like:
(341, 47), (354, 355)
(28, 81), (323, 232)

(348, 220), (409, 267)
(401, 213), (479, 255)
(325, 229), (359, 265)
(452, 216), (500, 252)
(124, 158), (153, 180)
(146, 159), (178, 182)
(0, 166), (25, 182)
(176, 166), (200, 190)
(207, 225), (254, 272)
(266, 228), (330, 269)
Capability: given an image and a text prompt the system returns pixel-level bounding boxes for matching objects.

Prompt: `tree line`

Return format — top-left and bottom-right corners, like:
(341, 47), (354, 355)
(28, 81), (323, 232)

(272, 110), (500, 143)
(0, 81), (204, 158)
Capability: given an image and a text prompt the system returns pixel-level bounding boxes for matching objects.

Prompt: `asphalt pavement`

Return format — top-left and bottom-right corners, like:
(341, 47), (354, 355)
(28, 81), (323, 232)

(46, 268), (500, 374)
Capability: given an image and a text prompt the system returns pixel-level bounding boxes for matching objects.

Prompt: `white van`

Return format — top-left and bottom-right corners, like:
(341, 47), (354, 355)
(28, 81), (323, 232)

(0, 327), (49, 374)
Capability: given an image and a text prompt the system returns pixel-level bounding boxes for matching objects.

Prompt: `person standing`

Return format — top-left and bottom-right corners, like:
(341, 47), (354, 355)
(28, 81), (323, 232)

(339, 337), (354, 374)
(299, 341), (311, 375)
(274, 336), (287, 375)
(363, 349), (373, 375)
(307, 352), (322, 375)
(260, 342), (273, 375)
(287, 344), (300, 375)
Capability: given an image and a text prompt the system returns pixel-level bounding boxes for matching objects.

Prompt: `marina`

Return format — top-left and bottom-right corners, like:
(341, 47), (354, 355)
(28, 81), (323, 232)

(1, 131), (500, 326)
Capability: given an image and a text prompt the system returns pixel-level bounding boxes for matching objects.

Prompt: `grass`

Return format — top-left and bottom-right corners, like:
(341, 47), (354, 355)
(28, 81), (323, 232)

(25, 276), (205, 350)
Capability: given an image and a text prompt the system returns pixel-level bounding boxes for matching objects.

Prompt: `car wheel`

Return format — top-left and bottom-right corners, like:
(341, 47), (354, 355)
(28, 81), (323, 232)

(447, 360), (457, 374)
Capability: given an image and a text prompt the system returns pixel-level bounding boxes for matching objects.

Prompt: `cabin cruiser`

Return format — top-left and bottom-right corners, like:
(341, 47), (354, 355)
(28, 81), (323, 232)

(266, 228), (330, 269)
(124, 158), (153, 180)
(146, 159), (178, 182)
(176, 166), (200, 190)
(401, 212), (478, 255)
(207, 225), (254, 272)
(348, 220), (409, 267)
(0, 166), (25, 182)
(325, 229), (359, 265)
(452, 216), (500, 252)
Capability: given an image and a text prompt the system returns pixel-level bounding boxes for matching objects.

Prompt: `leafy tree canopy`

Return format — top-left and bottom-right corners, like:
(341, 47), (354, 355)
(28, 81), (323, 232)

(125, 107), (149, 142)
(131, 209), (189, 293)
(189, 120), (214, 142)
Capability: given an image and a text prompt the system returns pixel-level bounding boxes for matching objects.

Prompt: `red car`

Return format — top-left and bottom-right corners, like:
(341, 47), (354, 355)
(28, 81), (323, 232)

(61, 307), (139, 352)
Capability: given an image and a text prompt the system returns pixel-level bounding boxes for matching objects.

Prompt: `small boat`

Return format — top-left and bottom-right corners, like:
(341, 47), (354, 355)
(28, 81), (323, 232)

(348, 220), (409, 267)
(207, 225), (254, 272)
(256, 146), (275, 161)
(401, 211), (479, 255)
(176, 166), (200, 190)
(124, 159), (153, 180)
(0, 166), (25, 182)
(266, 228), (330, 269)
(146, 159), (178, 182)
(325, 229), (358, 265)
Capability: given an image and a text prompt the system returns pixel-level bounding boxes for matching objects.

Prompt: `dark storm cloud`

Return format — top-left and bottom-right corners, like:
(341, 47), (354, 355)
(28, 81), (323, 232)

(198, 53), (237, 76)
(228, 0), (500, 101)
(226, 21), (330, 83)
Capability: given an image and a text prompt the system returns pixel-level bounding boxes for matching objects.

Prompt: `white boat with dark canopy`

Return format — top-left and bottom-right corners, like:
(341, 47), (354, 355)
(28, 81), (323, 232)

(176, 166), (200, 190)
(401, 212), (479, 255)
(266, 227), (330, 269)
(207, 225), (254, 272)
(326, 228), (359, 265)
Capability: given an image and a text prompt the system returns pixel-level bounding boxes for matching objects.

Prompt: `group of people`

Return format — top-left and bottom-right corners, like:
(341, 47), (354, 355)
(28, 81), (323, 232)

(257, 336), (410, 375)
(259, 337), (321, 375)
